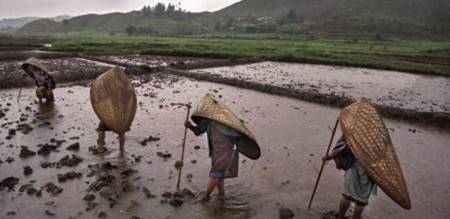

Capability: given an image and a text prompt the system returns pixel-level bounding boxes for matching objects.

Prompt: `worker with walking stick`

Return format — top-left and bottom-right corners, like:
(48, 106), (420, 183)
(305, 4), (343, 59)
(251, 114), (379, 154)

(184, 93), (261, 202)
(321, 134), (377, 219)
(309, 98), (411, 219)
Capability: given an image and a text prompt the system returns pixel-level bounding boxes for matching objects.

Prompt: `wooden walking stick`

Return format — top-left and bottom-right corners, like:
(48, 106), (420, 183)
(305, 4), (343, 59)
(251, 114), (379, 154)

(17, 87), (22, 103)
(307, 118), (340, 210)
(176, 103), (191, 191)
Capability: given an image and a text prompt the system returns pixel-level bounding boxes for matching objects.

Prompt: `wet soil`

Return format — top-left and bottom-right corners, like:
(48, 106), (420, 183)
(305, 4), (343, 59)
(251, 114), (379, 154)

(0, 73), (449, 218)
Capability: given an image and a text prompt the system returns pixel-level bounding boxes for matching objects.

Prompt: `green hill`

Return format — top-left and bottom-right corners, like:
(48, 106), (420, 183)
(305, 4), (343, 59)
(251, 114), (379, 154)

(18, 10), (213, 35)
(216, 0), (450, 39)
(17, 0), (450, 39)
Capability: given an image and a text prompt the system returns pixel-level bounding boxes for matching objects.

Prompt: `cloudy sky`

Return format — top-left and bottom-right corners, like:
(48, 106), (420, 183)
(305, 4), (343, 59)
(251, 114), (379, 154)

(0, 0), (241, 19)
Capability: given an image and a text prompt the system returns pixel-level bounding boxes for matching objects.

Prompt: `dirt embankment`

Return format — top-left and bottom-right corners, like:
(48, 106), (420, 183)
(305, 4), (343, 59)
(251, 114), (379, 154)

(0, 50), (78, 61)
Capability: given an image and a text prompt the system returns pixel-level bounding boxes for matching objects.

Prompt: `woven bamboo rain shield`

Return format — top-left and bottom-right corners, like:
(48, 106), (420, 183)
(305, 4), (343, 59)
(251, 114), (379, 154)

(191, 93), (261, 160)
(90, 67), (137, 134)
(340, 98), (411, 209)
(22, 57), (56, 89)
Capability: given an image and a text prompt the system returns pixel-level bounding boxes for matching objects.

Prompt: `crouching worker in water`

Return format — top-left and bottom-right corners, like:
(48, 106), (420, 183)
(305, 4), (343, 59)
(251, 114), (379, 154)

(322, 135), (377, 219)
(321, 98), (411, 218)
(22, 57), (56, 103)
(90, 66), (137, 154)
(185, 93), (261, 202)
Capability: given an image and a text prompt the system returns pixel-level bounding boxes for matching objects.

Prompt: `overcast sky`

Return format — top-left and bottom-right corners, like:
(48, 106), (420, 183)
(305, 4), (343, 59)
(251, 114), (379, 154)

(0, 0), (241, 19)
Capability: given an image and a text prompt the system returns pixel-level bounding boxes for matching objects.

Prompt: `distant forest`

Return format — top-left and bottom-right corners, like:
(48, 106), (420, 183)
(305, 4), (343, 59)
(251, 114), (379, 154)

(125, 2), (303, 36)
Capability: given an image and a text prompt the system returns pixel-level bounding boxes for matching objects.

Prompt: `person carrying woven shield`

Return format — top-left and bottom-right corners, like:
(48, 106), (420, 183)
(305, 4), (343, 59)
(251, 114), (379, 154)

(22, 57), (56, 103)
(185, 93), (261, 202)
(322, 135), (377, 219)
(90, 67), (137, 155)
(320, 98), (411, 218)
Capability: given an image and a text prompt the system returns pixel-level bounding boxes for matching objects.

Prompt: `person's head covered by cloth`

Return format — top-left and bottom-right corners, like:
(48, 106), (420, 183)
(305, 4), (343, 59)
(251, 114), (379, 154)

(185, 93), (261, 202)
(22, 57), (56, 103)
(90, 66), (137, 155)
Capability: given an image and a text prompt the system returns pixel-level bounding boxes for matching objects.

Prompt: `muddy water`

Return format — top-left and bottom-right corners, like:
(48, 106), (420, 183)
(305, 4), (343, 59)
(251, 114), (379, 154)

(0, 74), (449, 219)
(190, 62), (450, 113)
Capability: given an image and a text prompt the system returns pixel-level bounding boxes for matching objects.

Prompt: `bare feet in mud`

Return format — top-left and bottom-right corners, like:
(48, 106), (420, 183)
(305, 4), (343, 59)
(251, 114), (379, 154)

(96, 147), (108, 154)
(193, 192), (210, 203)
(89, 146), (108, 155)
(279, 207), (295, 219)
(322, 210), (351, 219)
(321, 211), (338, 219)
(216, 193), (225, 203)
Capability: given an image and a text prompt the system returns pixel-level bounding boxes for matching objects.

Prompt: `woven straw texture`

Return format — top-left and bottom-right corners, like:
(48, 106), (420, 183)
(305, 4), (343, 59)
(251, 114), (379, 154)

(90, 67), (136, 134)
(340, 98), (411, 209)
(192, 93), (261, 160)
(22, 57), (56, 89)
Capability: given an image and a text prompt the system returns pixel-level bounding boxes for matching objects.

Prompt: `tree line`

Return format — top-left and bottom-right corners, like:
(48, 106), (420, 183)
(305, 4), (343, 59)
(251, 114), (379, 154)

(140, 2), (185, 18)
(126, 5), (304, 36)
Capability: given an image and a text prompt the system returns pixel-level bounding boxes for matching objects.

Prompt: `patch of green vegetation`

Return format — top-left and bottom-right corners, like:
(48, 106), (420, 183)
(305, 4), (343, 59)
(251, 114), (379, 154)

(1, 34), (449, 76)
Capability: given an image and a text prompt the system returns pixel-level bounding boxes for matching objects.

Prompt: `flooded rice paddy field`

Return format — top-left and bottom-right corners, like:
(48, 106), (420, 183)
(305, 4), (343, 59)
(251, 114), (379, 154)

(0, 72), (449, 219)
(190, 62), (450, 113)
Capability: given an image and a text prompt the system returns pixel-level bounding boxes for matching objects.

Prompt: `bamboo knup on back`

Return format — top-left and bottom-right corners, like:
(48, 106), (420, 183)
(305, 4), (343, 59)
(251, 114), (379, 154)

(191, 93), (261, 160)
(90, 66), (137, 134)
(340, 98), (411, 209)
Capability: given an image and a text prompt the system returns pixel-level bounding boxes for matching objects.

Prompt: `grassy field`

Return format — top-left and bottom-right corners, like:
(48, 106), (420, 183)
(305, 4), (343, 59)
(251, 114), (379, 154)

(1, 34), (450, 76)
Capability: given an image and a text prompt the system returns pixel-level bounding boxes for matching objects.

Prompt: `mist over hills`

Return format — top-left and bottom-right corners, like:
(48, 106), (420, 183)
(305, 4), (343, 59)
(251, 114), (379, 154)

(0, 15), (70, 32)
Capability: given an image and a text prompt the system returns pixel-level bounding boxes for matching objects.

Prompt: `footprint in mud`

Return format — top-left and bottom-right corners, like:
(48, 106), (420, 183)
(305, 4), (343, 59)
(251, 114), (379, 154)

(321, 210), (352, 219)
(220, 195), (249, 207)
(194, 190), (254, 219)
(85, 157), (140, 211)
(37, 102), (57, 120)
(203, 200), (255, 219)
(88, 145), (118, 157)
